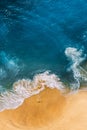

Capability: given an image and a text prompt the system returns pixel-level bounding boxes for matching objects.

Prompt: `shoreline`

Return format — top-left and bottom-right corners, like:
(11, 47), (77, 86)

(0, 87), (87, 130)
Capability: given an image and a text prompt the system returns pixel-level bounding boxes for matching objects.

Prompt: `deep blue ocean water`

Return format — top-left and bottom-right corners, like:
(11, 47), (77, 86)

(0, 0), (87, 91)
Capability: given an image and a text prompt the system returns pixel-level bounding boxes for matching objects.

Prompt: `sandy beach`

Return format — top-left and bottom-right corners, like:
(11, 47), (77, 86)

(0, 88), (87, 130)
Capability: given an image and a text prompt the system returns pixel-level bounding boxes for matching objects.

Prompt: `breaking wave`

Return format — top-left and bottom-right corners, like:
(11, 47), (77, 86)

(0, 71), (64, 112)
(0, 47), (87, 111)
(65, 47), (87, 89)
(1, 0), (87, 113)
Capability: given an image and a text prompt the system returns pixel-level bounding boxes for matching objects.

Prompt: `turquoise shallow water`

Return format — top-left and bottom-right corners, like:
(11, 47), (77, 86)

(0, 0), (87, 91)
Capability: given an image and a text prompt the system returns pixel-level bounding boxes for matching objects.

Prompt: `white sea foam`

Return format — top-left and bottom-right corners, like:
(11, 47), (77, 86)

(1, 47), (87, 111)
(65, 47), (84, 65)
(0, 71), (64, 112)
(65, 47), (87, 89)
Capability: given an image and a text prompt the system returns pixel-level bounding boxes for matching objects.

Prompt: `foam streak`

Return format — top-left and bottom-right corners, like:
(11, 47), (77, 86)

(0, 71), (64, 111)
(65, 47), (87, 89)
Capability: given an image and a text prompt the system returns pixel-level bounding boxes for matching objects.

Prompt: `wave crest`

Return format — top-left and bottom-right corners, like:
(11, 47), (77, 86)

(65, 47), (87, 89)
(0, 71), (64, 112)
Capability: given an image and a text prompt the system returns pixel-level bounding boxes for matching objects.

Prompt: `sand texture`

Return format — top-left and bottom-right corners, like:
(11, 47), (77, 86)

(0, 88), (87, 130)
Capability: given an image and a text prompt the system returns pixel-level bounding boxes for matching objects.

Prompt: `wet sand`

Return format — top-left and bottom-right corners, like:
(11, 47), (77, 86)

(0, 88), (87, 130)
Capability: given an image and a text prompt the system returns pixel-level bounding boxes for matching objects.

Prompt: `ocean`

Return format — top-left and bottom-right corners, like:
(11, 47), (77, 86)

(0, 0), (87, 111)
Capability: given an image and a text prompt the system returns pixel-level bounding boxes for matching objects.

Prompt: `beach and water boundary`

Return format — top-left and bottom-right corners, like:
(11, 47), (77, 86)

(0, 47), (87, 111)
(0, 0), (87, 129)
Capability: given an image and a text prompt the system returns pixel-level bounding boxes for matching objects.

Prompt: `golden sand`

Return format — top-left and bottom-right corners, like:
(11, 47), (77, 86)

(0, 88), (87, 130)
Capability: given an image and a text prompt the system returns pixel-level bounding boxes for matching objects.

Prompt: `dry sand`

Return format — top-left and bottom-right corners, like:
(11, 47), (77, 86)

(0, 88), (87, 130)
